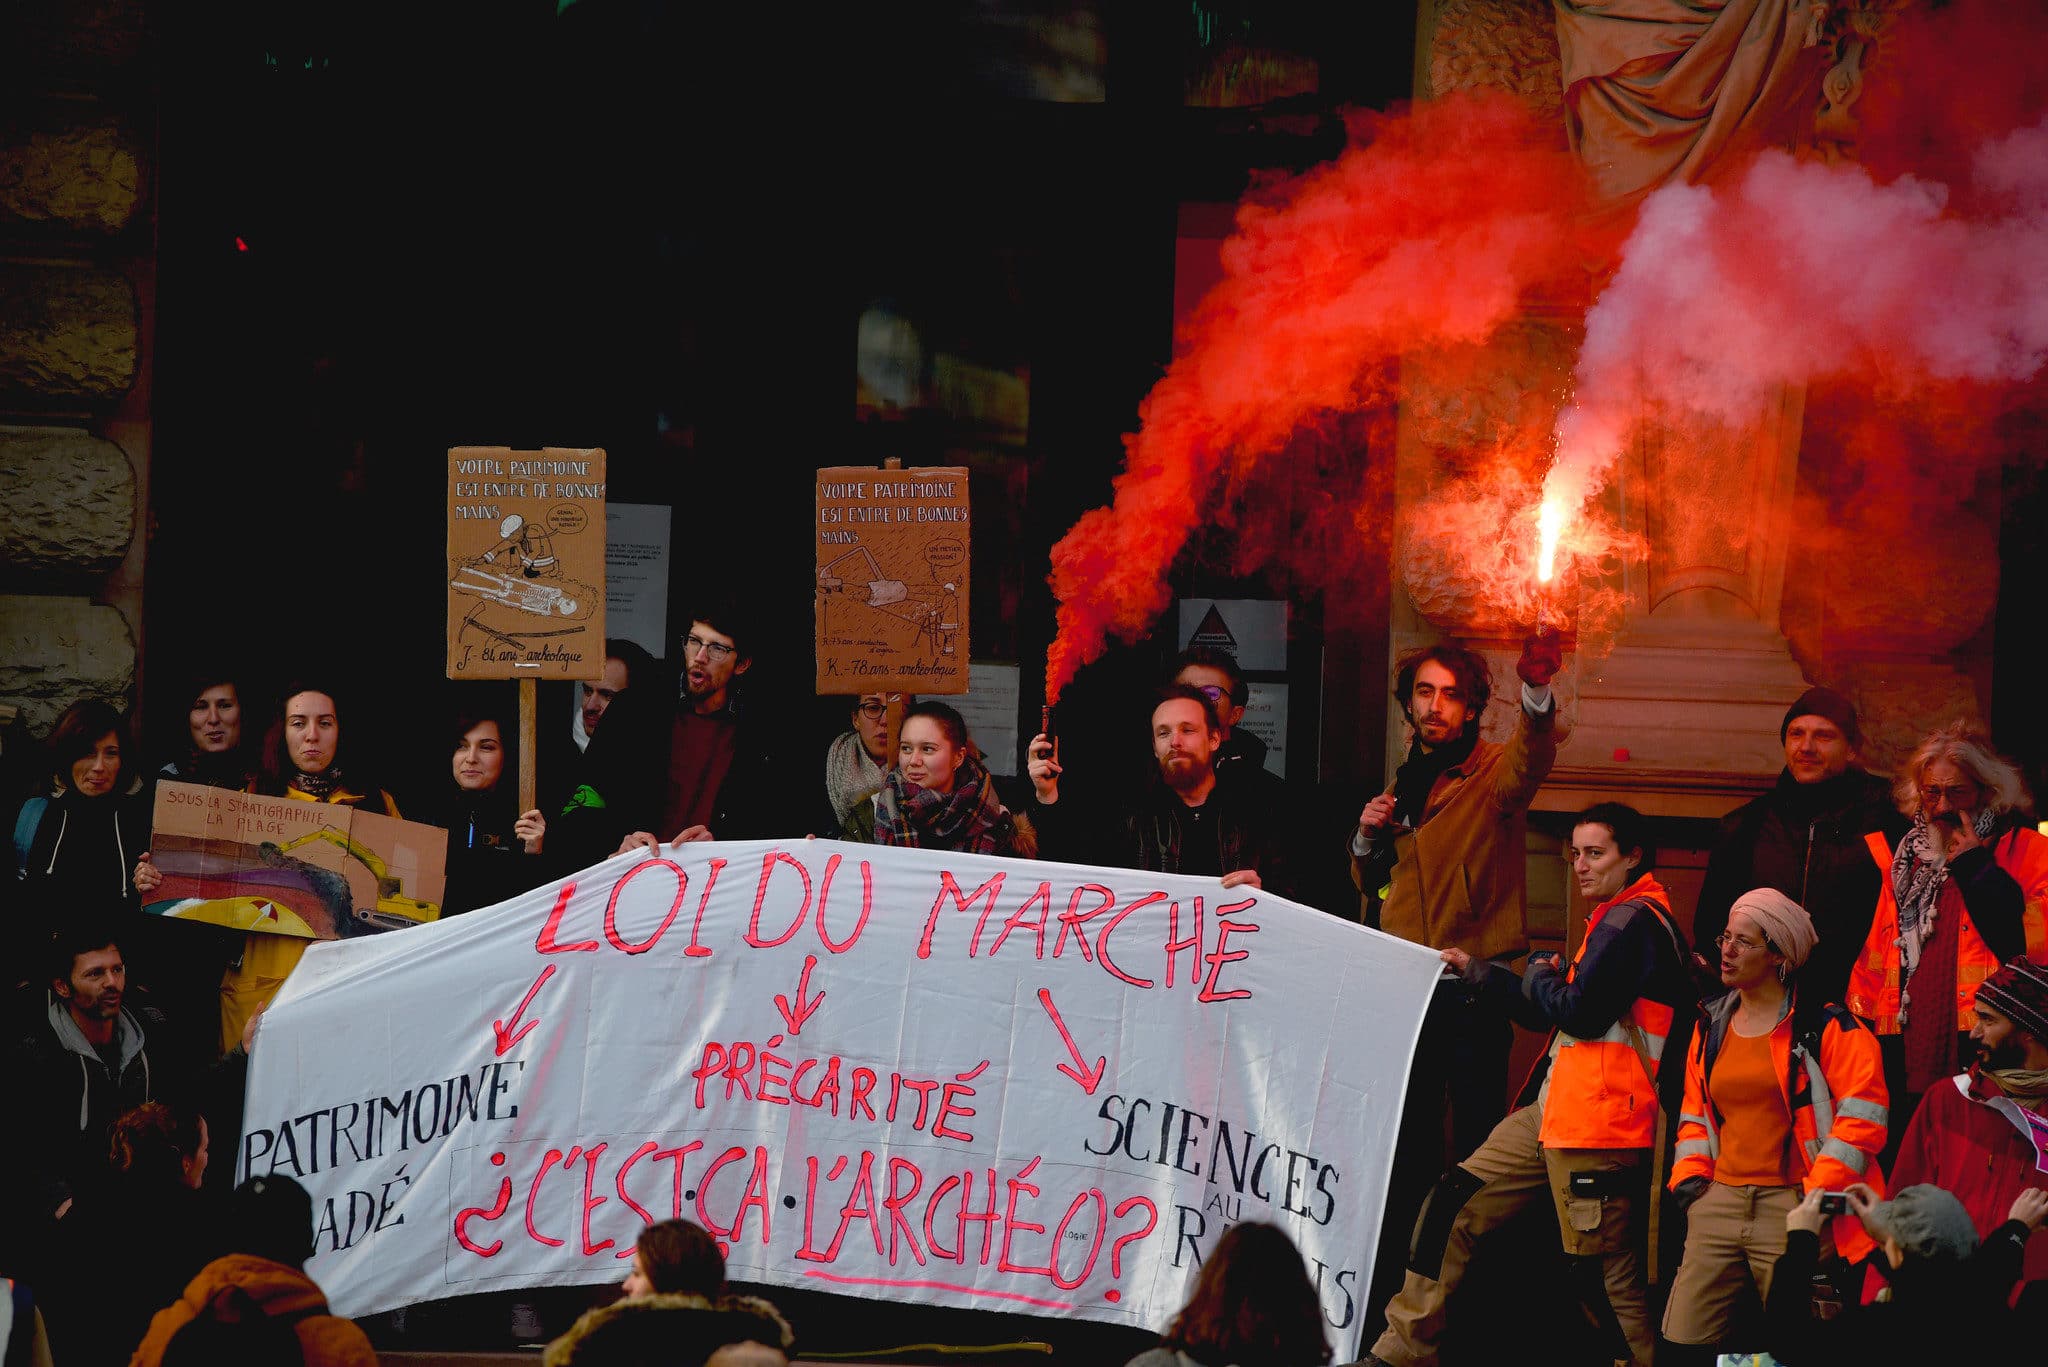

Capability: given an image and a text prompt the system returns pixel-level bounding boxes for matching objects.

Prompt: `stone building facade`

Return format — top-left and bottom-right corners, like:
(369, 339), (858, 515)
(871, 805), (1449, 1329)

(0, 0), (153, 763)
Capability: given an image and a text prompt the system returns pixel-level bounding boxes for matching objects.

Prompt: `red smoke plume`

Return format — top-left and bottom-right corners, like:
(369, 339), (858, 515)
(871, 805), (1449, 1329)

(1548, 120), (2048, 520)
(1045, 0), (2048, 703)
(1043, 92), (1593, 700)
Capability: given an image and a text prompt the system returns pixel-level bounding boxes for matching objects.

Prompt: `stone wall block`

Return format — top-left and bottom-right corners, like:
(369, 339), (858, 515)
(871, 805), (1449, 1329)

(0, 424), (135, 574)
(0, 594), (136, 736)
(0, 119), (145, 234)
(1427, 0), (1565, 123)
(0, 265), (138, 404)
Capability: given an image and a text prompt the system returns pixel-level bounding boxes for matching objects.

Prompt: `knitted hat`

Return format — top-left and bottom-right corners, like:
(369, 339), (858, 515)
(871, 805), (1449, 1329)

(1977, 955), (2048, 1045)
(1861, 1185), (1979, 1263)
(1781, 687), (1860, 747)
(1729, 888), (1817, 969)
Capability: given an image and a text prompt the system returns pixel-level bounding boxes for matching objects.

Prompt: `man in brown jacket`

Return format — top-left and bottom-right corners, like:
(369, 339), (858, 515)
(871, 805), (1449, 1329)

(1352, 632), (1563, 1335)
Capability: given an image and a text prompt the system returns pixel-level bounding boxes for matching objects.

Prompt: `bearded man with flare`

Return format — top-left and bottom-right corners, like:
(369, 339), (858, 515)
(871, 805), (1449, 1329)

(1353, 633), (1564, 1158)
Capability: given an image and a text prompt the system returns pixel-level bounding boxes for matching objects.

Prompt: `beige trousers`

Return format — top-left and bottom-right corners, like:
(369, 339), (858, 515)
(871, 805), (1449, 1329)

(1659, 1182), (1800, 1346)
(1372, 1103), (1651, 1367)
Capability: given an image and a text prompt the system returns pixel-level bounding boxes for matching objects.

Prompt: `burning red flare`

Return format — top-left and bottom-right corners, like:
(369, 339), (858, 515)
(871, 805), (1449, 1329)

(1043, 92), (1594, 701)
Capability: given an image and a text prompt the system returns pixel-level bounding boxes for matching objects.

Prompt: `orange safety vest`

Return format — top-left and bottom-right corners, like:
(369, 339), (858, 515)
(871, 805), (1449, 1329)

(1845, 827), (2048, 1033)
(1532, 874), (1680, 1150)
(1671, 993), (1889, 1260)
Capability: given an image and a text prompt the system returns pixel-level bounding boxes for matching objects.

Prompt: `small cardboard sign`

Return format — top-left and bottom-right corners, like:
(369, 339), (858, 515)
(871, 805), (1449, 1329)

(815, 465), (969, 693)
(144, 781), (447, 939)
(446, 447), (608, 679)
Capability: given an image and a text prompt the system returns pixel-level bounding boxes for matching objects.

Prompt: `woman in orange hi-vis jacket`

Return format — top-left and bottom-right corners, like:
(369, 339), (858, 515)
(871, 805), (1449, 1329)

(1845, 723), (2048, 1150)
(1662, 888), (1889, 1360)
(1365, 803), (1696, 1367)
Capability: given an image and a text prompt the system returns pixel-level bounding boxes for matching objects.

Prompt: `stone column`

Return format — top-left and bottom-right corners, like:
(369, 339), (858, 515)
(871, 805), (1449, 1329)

(0, 5), (153, 746)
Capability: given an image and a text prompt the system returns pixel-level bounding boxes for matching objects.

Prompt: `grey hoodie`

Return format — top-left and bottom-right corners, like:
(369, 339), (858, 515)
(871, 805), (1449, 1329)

(45, 995), (152, 1132)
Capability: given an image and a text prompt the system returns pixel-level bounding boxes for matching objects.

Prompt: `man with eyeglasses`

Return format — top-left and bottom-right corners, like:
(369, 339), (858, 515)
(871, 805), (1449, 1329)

(1694, 687), (1908, 1012)
(563, 604), (788, 862)
(1171, 647), (1270, 783)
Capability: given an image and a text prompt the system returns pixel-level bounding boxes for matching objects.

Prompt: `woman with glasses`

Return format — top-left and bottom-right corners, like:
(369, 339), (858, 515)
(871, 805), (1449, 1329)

(1845, 722), (2048, 1138)
(1661, 888), (1889, 1364)
(840, 701), (1033, 857)
(820, 693), (891, 832)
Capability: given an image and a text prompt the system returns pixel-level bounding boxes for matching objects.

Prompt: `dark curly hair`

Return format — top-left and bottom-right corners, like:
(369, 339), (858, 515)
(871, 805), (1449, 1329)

(109, 1101), (207, 1185)
(1392, 642), (1492, 735)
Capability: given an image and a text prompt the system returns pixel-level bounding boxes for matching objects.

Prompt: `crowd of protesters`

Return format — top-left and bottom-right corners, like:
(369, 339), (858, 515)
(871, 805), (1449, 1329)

(3, 597), (2046, 1366)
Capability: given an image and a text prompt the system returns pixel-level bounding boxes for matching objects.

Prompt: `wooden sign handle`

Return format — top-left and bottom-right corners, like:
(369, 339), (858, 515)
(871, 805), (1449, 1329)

(518, 677), (538, 813)
(883, 691), (905, 768)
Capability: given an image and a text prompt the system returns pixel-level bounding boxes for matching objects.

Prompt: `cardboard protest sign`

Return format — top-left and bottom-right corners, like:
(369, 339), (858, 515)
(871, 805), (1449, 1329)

(447, 447), (607, 679)
(145, 781), (446, 938)
(239, 841), (1438, 1357)
(816, 466), (969, 693)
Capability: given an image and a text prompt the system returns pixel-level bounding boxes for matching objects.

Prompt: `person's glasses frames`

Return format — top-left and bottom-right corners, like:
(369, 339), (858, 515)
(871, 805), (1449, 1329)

(684, 634), (736, 661)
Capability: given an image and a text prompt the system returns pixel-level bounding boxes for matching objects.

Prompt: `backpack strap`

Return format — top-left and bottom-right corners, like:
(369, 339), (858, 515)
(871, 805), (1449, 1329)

(12, 796), (47, 880)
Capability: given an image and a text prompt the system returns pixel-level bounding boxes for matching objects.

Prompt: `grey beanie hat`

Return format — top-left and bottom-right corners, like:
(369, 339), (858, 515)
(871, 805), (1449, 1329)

(1861, 1185), (1979, 1263)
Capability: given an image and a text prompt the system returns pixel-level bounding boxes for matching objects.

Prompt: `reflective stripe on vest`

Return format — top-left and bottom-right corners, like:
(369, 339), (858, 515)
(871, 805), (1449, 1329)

(1535, 879), (1678, 1149)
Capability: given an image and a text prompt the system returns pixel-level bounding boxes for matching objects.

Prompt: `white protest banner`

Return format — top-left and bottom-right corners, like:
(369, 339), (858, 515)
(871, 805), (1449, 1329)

(240, 841), (1438, 1356)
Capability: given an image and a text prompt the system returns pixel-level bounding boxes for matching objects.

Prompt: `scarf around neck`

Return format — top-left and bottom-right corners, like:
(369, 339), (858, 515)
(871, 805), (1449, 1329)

(825, 731), (886, 827)
(1390, 729), (1479, 830)
(871, 758), (1009, 855)
(1987, 1066), (2048, 1108)
(1890, 809), (1999, 1007)
(1359, 730), (1478, 898)
(290, 764), (344, 800)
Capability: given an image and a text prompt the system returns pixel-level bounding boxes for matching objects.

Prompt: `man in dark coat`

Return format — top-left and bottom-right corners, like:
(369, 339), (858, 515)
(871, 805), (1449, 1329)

(6, 922), (181, 1236)
(554, 602), (790, 867)
(1693, 687), (1908, 1008)
(1027, 686), (1293, 899)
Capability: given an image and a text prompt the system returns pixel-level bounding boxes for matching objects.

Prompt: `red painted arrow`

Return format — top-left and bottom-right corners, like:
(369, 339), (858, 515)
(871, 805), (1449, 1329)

(493, 964), (558, 1056)
(775, 954), (827, 1035)
(1036, 988), (1107, 1095)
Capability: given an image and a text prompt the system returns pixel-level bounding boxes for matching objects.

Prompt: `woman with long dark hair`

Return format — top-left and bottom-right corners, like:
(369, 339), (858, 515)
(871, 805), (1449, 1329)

(437, 702), (547, 916)
(1126, 1221), (1332, 1367)
(150, 673), (258, 794)
(217, 680), (400, 1054)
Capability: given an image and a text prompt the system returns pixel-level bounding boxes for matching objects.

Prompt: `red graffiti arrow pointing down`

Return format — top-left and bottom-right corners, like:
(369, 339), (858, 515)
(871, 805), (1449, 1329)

(1036, 988), (1107, 1095)
(775, 954), (827, 1035)
(492, 964), (558, 1056)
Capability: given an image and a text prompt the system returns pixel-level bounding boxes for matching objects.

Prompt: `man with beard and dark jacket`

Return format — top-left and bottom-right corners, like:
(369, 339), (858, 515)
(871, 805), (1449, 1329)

(553, 603), (789, 868)
(1693, 687), (1907, 1009)
(7, 923), (182, 1235)
(1027, 685), (1292, 898)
